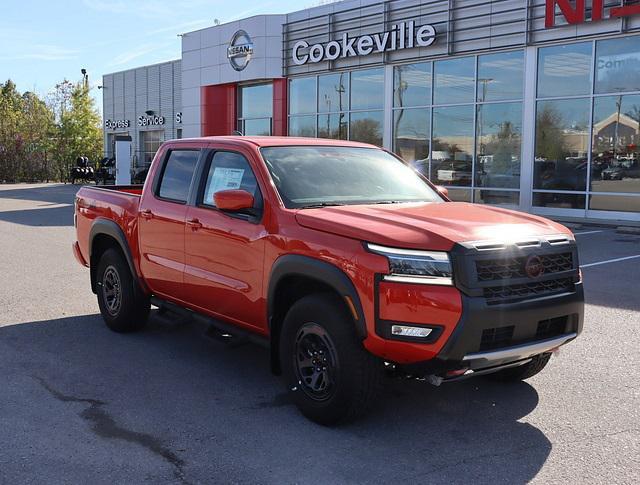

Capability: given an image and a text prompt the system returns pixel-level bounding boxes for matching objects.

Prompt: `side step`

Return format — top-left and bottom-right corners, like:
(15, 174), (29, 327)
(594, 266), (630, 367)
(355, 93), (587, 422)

(150, 296), (269, 349)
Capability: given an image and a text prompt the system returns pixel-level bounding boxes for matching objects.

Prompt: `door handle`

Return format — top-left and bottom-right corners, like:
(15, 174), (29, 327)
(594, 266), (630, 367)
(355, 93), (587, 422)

(140, 210), (153, 220)
(186, 218), (203, 230)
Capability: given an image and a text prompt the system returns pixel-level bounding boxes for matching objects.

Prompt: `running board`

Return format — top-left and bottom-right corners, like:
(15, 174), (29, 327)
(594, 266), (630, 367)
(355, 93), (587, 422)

(150, 297), (270, 348)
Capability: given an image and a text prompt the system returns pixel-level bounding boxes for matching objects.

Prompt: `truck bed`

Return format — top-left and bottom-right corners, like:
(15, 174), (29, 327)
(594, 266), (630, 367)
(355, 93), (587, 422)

(74, 185), (144, 269)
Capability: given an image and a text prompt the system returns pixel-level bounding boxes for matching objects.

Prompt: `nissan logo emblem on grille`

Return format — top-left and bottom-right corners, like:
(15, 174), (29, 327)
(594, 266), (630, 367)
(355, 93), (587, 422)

(525, 255), (545, 279)
(227, 30), (254, 71)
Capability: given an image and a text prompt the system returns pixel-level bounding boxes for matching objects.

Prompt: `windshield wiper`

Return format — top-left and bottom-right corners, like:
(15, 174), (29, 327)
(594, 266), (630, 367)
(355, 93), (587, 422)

(298, 202), (346, 209)
(373, 200), (405, 204)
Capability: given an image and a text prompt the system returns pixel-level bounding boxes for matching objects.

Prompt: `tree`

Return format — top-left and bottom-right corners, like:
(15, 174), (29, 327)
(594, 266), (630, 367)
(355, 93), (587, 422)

(0, 80), (54, 183)
(48, 80), (103, 181)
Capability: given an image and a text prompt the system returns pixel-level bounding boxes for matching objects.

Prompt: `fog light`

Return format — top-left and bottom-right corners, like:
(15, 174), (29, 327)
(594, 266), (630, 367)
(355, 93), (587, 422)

(391, 325), (432, 338)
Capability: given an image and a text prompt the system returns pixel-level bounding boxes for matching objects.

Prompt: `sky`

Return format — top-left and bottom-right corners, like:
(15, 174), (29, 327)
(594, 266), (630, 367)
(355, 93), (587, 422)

(0, 0), (307, 112)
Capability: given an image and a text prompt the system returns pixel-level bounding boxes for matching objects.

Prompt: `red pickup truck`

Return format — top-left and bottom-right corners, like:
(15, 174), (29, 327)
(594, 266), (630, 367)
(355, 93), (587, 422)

(73, 136), (584, 424)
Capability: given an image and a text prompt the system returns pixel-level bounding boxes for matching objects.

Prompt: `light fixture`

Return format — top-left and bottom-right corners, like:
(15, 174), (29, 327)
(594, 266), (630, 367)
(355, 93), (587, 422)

(391, 325), (433, 338)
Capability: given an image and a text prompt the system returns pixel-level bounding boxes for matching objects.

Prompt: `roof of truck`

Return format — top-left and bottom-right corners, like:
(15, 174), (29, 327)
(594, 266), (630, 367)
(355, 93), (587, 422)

(173, 136), (378, 149)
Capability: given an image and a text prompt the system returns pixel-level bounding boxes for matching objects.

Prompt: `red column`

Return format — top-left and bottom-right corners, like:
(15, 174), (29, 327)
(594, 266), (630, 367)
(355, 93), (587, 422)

(272, 78), (288, 136)
(201, 83), (237, 136)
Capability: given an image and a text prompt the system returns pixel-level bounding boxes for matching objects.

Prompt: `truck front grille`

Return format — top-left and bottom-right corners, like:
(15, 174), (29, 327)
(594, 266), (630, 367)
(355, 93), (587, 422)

(478, 317), (570, 351)
(476, 252), (573, 282)
(483, 277), (575, 305)
(480, 325), (515, 351)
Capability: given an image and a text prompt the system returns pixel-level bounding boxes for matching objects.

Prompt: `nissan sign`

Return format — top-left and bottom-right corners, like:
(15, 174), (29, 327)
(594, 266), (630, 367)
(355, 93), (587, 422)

(292, 21), (436, 66)
(227, 30), (254, 71)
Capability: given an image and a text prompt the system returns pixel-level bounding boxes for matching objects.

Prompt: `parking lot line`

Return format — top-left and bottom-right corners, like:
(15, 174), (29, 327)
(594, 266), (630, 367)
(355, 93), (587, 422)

(581, 254), (640, 268)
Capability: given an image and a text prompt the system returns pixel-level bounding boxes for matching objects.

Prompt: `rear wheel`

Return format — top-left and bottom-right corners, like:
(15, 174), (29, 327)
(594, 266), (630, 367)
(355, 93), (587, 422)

(280, 293), (383, 425)
(96, 248), (150, 333)
(488, 353), (551, 382)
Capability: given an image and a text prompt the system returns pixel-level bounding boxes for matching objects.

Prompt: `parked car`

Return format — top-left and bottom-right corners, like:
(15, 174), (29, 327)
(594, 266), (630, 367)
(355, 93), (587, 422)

(73, 137), (584, 425)
(435, 160), (473, 185)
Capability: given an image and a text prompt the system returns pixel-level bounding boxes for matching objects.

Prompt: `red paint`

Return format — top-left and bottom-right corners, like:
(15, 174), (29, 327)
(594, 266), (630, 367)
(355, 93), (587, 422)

(272, 78), (288, 136)
(74, 136), (576, 364)
(214, 189), (254, 211)
(201, 84), (237, 136)
(545, 0), (640, 28)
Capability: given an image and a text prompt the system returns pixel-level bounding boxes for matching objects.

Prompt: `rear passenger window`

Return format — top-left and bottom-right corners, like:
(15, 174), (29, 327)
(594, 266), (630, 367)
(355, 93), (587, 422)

(158, 150), (200, 202)
(202, 151), (260, 207)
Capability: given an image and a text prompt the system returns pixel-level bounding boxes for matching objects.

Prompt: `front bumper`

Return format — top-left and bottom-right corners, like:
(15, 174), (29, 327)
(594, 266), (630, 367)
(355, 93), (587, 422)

(398, 282), (584, 376)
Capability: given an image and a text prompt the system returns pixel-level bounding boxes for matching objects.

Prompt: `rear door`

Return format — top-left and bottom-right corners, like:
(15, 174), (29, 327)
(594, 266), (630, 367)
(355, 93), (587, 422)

(182, 148), (267, 331)
(138, 147), (201, 301)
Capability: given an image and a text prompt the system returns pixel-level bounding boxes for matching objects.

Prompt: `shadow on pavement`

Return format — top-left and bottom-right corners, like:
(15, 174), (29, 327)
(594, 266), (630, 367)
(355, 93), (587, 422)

(0, 184), (80, 206)
(0, 205), (74, 227)
(0, 184), (79, 227)
(0, 312), (551, 483)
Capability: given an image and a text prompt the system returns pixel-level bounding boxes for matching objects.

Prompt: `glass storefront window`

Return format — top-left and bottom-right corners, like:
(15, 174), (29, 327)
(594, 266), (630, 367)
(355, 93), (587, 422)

(533, 192), (586, 209)
(537, 43), (592, 98)
(318, 73), (349, 113)
(432, 106), (474, 186)
(393, 108), (430, 176)
(534, 98), (590, 193)
(477, 51), (524, 102)
(289, 115), (316, 137)
(238, 83), (273, 118)
(350, 68), (384, 110)
(318, 113), (348, 140)
(595, 36), (640, 94)
(445, 189), (472, 202)
(476, 102), (522, 189)
(289, 77), (317, 115)
(394, 62), (432, 108)
(591, 94), (640, 194)
(589, 194), (640, 213)
(141, 130), (164, 167)
(475, 190), (520, 206)
(242, 118), (271, 136)
(349, 111), (383, 146)
(433, 57), (475, 105)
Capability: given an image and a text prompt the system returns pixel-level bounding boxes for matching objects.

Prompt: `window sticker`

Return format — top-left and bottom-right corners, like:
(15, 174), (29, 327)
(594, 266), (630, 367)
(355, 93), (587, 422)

(205, 167), (245, 204)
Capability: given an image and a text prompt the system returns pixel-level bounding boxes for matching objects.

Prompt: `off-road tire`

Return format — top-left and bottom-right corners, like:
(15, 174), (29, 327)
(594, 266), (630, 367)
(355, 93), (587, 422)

(488, 353), (552, 381)
(280, 293), (383, 426)
(96, 248), (150, 333)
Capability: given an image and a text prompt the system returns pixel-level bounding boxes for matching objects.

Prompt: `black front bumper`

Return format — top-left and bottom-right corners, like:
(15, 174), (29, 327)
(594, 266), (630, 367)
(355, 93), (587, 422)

(400, 282), (584, 377)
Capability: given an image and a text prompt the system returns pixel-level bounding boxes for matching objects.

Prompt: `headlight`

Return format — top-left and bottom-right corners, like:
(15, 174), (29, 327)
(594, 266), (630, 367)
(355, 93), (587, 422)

(366, 243), (453, 285)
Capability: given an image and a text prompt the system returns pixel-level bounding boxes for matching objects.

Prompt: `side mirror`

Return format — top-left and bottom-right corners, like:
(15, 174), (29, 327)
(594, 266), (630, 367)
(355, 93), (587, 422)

(435, 185), (449, 198)
(214, 189), (255, 211)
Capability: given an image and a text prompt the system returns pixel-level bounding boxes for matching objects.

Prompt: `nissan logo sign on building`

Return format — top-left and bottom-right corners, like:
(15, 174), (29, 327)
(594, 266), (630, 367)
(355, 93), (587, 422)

(227, 30), (254, 71)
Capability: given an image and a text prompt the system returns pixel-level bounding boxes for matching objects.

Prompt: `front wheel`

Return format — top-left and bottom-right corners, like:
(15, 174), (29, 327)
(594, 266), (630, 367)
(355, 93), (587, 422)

(487, 353), (551, 382)
(280, 293), (383, 425)
(96, 248), (150, 333)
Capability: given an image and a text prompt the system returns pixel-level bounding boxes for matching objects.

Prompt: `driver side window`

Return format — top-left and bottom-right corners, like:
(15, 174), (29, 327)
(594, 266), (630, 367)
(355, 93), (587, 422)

(201, 151), (261, 209)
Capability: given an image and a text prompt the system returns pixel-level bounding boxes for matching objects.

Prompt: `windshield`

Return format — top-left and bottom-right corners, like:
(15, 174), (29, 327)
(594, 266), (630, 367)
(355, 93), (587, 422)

(260, 146), (443, 209)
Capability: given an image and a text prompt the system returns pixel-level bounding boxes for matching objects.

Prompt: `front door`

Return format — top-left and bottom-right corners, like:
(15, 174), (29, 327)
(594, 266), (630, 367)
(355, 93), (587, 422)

(138, 148), (201, 300)
(183, 150), (267, 332)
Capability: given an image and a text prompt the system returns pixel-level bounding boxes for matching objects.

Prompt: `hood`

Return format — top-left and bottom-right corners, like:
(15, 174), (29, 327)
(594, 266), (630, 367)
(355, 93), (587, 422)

(294, 202), (571, 251)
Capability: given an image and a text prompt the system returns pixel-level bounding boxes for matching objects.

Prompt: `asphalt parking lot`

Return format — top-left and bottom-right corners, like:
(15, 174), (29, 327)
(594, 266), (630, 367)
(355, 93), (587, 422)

(0, 183), (638, 485)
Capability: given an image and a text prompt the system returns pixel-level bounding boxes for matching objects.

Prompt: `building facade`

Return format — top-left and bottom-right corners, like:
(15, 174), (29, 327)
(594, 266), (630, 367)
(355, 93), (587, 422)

(103, 0), (640, 222)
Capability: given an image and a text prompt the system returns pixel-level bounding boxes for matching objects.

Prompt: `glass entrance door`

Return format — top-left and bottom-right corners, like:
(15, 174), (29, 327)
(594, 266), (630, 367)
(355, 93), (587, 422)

(238, 83), (273, 135)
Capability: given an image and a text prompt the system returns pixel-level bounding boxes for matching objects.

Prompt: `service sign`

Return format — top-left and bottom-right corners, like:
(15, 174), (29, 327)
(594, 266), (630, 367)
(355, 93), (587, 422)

(105, 119), (130, 130)
(292, 21), (436, 66)
(138, 115), (165, 127)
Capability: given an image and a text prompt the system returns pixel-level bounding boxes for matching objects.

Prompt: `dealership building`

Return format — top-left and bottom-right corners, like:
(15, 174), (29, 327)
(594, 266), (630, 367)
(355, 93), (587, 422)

(103, 0), (640, 222)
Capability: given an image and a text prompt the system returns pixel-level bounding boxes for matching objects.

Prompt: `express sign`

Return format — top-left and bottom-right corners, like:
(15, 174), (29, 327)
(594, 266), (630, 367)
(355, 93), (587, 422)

(545, 0), (640, 28)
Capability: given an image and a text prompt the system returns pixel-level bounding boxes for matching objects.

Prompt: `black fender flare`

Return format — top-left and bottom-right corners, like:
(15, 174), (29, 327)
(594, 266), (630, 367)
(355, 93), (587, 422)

(88, 218), (143, 293)
(267, 255), (367, 339)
